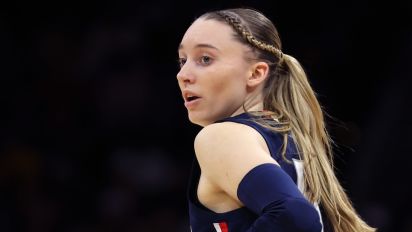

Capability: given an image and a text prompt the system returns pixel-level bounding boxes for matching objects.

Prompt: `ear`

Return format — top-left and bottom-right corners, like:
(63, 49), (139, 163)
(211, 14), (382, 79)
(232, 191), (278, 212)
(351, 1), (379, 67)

(247, 61), (269, 88)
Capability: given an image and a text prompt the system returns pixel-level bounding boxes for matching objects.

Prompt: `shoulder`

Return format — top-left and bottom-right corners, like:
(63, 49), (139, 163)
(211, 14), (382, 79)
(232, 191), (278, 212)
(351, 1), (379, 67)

(194, 122), (267, 161)
(194, 121), (278, 192)
(194, 121), (263, 157)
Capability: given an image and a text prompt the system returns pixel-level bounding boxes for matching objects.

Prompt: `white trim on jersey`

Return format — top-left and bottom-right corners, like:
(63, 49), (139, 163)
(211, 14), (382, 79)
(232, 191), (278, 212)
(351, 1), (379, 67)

(293, 158), (324, 232)
(293, 158), (306, 193)
(213, 223), (222, 232)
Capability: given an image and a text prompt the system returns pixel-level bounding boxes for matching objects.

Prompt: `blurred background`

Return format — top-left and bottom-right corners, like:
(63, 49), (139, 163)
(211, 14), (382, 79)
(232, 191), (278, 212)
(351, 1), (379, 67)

(1, 0), (411, 231)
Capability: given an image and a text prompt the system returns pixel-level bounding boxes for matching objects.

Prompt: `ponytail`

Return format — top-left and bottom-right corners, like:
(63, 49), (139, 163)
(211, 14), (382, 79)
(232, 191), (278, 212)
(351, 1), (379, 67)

(264, 54), (375, 232)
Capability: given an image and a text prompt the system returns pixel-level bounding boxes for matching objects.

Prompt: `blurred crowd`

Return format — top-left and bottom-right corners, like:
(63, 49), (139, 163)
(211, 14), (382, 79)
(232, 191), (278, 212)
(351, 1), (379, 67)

(1, 0), (411, 231)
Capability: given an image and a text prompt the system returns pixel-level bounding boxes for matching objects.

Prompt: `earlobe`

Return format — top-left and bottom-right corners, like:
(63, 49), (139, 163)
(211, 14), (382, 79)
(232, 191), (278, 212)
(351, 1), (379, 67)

(247, 62), (269, 87)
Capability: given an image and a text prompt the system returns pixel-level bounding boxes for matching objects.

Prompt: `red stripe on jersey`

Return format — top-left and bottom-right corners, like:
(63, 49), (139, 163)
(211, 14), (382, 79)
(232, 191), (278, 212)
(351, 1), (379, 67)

(219, 222), (228, 232)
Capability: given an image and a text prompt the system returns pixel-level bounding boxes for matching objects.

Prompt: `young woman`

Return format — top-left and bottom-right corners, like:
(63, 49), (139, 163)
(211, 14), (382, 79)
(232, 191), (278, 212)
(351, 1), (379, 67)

(177, 7), (375, 232)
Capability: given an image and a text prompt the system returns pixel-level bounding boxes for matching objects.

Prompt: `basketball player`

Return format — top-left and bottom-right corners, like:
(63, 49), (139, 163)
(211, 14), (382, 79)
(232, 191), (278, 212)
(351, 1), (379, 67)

(177, 8), (376, 232)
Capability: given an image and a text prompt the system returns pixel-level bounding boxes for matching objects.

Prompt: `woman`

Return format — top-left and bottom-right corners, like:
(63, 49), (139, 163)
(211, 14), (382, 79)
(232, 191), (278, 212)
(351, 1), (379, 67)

(176, 7), (375, 232)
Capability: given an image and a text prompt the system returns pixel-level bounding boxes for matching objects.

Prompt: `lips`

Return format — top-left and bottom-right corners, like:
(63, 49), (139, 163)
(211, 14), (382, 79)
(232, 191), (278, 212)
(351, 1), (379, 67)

(182, 90), (201, 103)
(182, 90), (201, 109)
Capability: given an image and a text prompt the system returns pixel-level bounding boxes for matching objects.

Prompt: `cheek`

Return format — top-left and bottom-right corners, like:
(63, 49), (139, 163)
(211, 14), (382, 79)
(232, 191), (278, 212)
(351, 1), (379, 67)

(208, 70), (246, 103)
(206, 69), (233, 95)
(200, 60), (249, 101)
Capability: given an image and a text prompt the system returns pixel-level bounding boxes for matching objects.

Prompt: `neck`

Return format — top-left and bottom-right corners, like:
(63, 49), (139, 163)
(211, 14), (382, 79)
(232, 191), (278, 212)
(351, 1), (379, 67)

(231, 91), (264, 117)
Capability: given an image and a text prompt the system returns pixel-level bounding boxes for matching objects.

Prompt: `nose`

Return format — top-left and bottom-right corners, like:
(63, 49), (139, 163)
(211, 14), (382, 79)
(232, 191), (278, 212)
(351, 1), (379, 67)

(176, 63), (195, 86)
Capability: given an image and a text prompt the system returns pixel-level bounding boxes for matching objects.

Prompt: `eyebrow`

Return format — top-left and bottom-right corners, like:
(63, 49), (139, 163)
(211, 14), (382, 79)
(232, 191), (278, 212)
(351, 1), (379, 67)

(178, 43), (220, 52)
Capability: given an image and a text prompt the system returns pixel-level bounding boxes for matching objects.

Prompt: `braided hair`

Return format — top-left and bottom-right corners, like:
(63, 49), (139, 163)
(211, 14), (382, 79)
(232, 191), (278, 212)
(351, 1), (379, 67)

(215, 11), (284, 61)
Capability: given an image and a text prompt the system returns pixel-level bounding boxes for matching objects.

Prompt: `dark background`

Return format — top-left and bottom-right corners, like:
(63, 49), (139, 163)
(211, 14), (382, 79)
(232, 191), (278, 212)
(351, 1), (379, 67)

(1, 0), (411, 231)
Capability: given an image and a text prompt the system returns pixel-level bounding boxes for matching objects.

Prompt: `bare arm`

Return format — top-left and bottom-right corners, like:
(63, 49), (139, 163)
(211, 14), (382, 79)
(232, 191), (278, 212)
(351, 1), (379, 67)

(194, 122), (277, 203)
(195, 122), (322, 232)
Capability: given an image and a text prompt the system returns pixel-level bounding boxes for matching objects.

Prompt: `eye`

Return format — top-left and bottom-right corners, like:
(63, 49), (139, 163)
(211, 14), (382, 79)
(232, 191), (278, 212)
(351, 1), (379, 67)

(199, 56), (212, 65)
(178, 57), (186, 68)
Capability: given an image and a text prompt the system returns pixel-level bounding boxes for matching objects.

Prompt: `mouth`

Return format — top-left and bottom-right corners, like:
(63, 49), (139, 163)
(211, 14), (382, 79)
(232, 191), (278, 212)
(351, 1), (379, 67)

(183, 92), (202, 109)
(183, 92), (201, 103)
(186, 95), (200, 102)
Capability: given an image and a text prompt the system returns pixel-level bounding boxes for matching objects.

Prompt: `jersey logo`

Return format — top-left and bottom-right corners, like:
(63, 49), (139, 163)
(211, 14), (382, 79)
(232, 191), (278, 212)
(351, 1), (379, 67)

(213, 222), (228, 232)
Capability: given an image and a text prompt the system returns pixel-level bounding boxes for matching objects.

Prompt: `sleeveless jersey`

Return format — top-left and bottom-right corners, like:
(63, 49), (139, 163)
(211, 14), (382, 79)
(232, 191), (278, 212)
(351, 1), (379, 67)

(187, 112), (329, 232)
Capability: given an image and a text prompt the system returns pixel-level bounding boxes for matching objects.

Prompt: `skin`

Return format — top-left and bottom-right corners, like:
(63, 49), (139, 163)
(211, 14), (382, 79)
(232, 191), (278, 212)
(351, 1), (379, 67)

(177, 18), (280, 213)
(177, 18), (268, 126)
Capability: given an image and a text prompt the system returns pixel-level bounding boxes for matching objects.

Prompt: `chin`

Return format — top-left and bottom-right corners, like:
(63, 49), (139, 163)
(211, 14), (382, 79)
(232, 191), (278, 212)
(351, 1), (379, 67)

(188, 112), (213, 127)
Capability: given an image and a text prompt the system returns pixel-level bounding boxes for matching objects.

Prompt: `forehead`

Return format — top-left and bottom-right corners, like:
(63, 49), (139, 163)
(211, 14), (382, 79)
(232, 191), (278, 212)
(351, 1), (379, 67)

(179, 18), (245, 52)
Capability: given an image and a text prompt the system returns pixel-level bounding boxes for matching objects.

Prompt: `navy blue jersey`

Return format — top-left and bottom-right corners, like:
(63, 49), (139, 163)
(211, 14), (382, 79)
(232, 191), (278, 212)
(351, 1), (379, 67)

(187, 112), (330, 232)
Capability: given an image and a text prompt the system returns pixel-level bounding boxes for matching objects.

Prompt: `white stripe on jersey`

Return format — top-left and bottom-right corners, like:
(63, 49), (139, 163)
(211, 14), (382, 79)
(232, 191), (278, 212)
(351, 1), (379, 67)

(293, 158), (324, 232)
(213, 223), (222, 232)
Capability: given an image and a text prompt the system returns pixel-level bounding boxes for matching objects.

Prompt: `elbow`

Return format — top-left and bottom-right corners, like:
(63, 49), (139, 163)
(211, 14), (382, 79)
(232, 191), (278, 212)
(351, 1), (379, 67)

(265, 198), (322, 232)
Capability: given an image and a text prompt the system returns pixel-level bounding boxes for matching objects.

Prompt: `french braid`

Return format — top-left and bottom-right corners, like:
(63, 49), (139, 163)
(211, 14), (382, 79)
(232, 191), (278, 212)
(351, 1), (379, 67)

(216, 11), (284, 61)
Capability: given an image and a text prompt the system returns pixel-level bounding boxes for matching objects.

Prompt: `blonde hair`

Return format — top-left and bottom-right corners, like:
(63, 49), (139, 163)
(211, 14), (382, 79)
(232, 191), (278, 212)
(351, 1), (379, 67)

(202, 8), (375, 232)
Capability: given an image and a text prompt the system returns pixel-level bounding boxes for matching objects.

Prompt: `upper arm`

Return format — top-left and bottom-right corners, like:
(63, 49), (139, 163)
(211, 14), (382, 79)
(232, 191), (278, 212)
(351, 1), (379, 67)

(194, 122), (279, 202)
